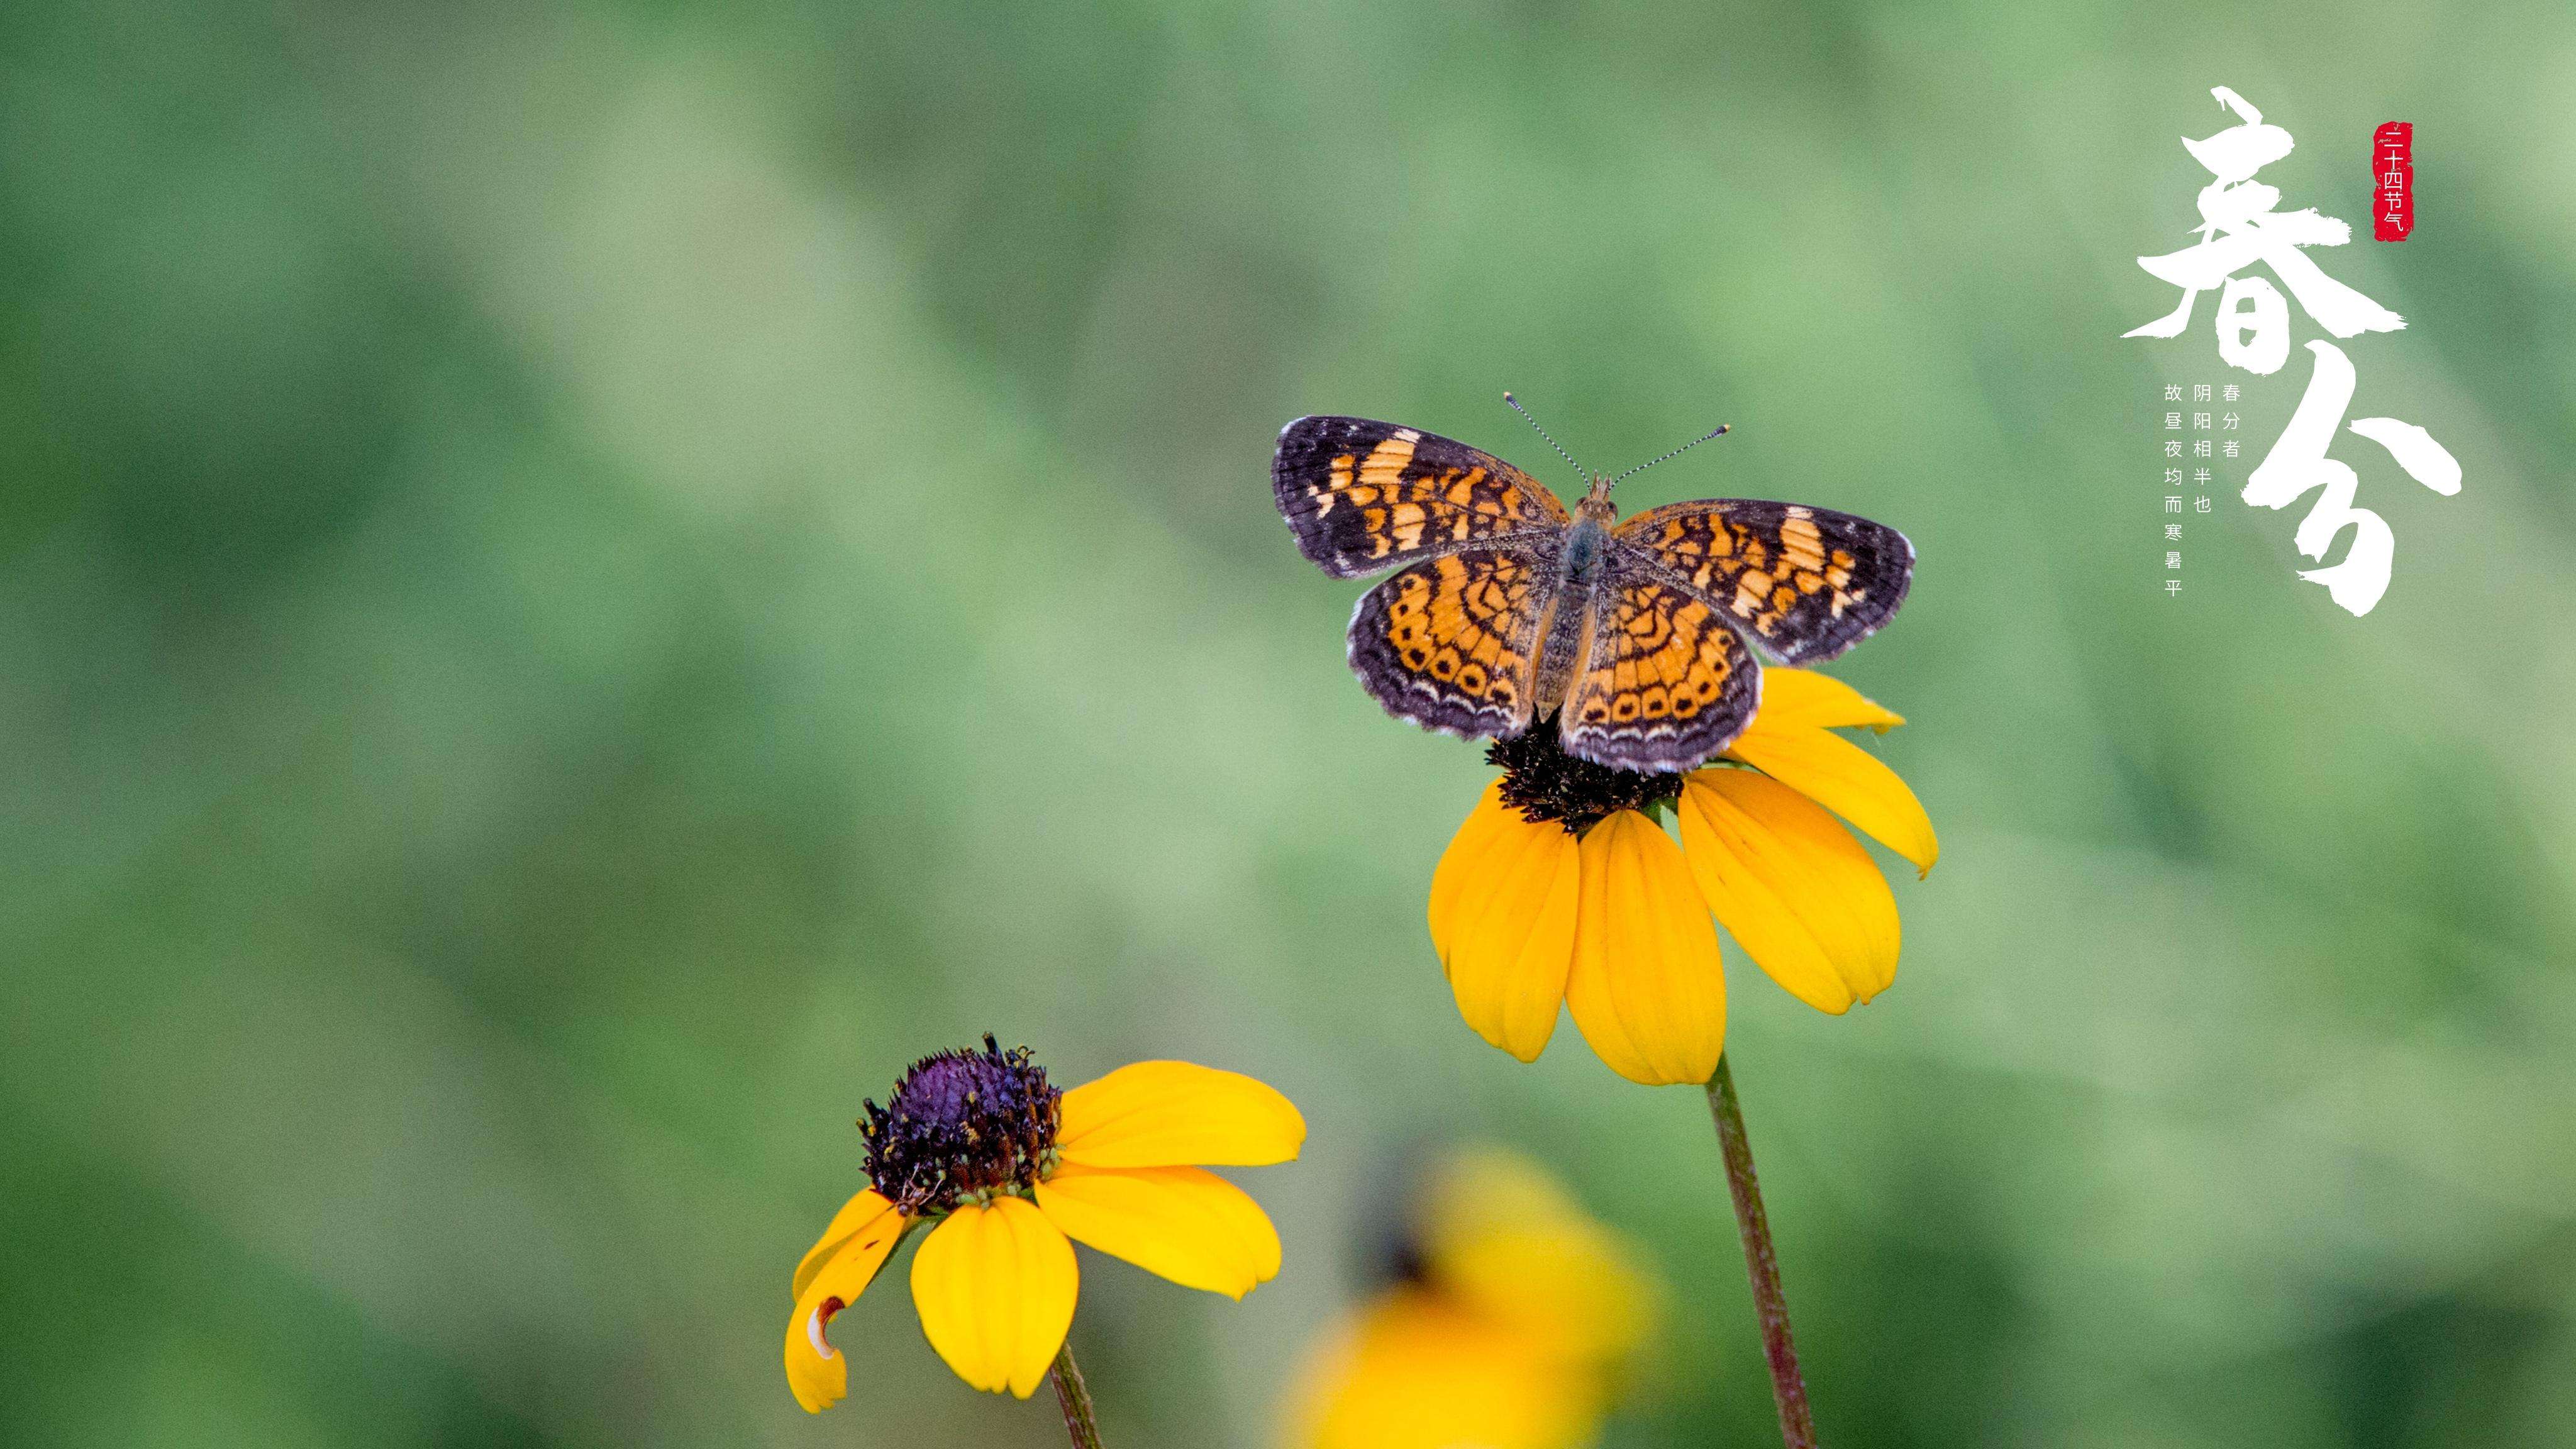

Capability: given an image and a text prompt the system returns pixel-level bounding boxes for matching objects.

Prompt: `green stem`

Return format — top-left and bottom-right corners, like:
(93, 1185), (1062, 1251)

(1048, 1338), (1106, 1449)
(1706, 1053), (1819, 1449)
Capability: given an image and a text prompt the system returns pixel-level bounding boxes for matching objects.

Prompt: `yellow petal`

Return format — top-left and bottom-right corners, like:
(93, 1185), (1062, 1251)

(1428, 779), (1517, 953)
(908, 1197), (1078, 1398)
(1034, 1163), (1282, 1299)
(1428, 782), (1579, 1061)
(1287, 1290), (1606, 1449)
(1677, 770), (1899, 1013)
(1057, 1061), (1306, 1169)
(782, 1197), (908, 1413)
(792, 1188), (900, 1301)
(1564, 811), (1726, 1086)
(1728, 714), (1940, 877)
(1752, 666), (1906, 731)
(1416, 1148), (1659, 1365)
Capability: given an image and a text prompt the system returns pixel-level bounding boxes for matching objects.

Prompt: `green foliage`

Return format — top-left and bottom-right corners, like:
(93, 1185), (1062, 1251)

(6, 1), (2573, 1445)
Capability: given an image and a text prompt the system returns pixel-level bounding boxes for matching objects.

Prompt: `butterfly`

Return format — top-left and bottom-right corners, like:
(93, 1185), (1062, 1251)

(1272, 404), (1914, 772)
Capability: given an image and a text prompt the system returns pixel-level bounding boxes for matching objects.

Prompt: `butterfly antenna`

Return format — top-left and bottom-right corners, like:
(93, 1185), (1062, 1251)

(1612, 423), (1731, 485)
(1503, 392), (1588, 481)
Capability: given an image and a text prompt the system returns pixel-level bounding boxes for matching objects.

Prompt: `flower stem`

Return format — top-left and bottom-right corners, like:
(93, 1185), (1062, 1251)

(1049, 1338), (1106, 1449)
(1705, 1053), (1819, 1449)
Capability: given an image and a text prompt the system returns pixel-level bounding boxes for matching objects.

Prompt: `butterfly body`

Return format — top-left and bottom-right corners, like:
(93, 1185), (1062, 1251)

(1526, 510), (1606, 713)
(1274, 414), (1913, 773)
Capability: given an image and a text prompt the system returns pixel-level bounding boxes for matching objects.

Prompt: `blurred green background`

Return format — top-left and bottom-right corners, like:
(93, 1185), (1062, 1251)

(7, 1), (2574, 1445)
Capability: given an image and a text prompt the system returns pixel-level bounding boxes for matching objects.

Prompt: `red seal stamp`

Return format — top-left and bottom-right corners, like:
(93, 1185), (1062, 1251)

(2373, 122), (2413, 241)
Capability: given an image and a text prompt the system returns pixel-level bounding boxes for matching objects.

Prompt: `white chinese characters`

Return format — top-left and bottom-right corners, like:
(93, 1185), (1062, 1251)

(2124, 87), (2403, 361)
(2124, 86), (2459, 618)
(2245, 342), (2460, 615)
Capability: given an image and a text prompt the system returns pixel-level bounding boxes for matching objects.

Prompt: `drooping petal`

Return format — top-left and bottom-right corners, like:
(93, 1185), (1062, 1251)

(1057, 1061), (1306, 1169)
(792, 1188), (899, 1300)
(1728, 712), (1939, 877)
(909, 1197), (1078, 1398)
(1563, 810), (1726, 1086)
(1748, 666), (1906, 732)
(1427, 782), (1580, 1061)
(1034, 1163), (1282, 1299)
(1677, 770), (1899, 1013)
(783, 1197), (908, 1413)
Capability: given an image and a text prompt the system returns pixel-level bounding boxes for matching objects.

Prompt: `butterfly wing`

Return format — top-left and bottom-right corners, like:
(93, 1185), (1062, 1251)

(1557, 577), (1761, 771)
(1612, 500), (1913, 664)
(1275, 416), (1569, 579)
(1347, 548), (1552, 741)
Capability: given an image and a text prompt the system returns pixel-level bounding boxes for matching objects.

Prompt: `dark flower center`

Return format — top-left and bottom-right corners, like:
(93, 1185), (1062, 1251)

(860, 1035), (1060, 1215)
(1489, 723), (1686, 834)
(1376, 1230), (1433, 1289)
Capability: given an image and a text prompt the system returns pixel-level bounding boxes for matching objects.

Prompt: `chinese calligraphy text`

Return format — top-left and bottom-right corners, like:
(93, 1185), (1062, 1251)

(2124, 87), (2458, 617)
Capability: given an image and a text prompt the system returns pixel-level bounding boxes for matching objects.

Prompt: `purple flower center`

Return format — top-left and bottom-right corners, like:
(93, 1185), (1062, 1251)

(1490, 723), (1685, 833)
(861, 1035), (1060, 1214)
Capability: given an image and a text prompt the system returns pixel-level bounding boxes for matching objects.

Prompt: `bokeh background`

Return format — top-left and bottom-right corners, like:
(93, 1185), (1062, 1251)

(7, 1), (2575, 1445)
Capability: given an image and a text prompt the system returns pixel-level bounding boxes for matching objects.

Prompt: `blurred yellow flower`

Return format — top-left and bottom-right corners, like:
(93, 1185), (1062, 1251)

(1287, 1148), (1662, 1449)
(786, 1038), (1305, 1409)
(1428, 669), (1938, 1084)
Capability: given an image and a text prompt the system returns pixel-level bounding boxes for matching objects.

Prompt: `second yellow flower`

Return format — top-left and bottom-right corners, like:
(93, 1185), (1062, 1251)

(1428, 669), (1939, 1085)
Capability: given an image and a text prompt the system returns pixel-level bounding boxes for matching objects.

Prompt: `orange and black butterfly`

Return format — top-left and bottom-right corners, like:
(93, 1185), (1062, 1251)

(1272, 402), (1913, 772)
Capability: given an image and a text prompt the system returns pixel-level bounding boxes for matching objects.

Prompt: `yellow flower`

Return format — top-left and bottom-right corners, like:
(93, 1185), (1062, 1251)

(1287, 1148), (1661, 1449)
(785, 1038), (1305, 1409)
(1428, 669), (1938, 1085)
